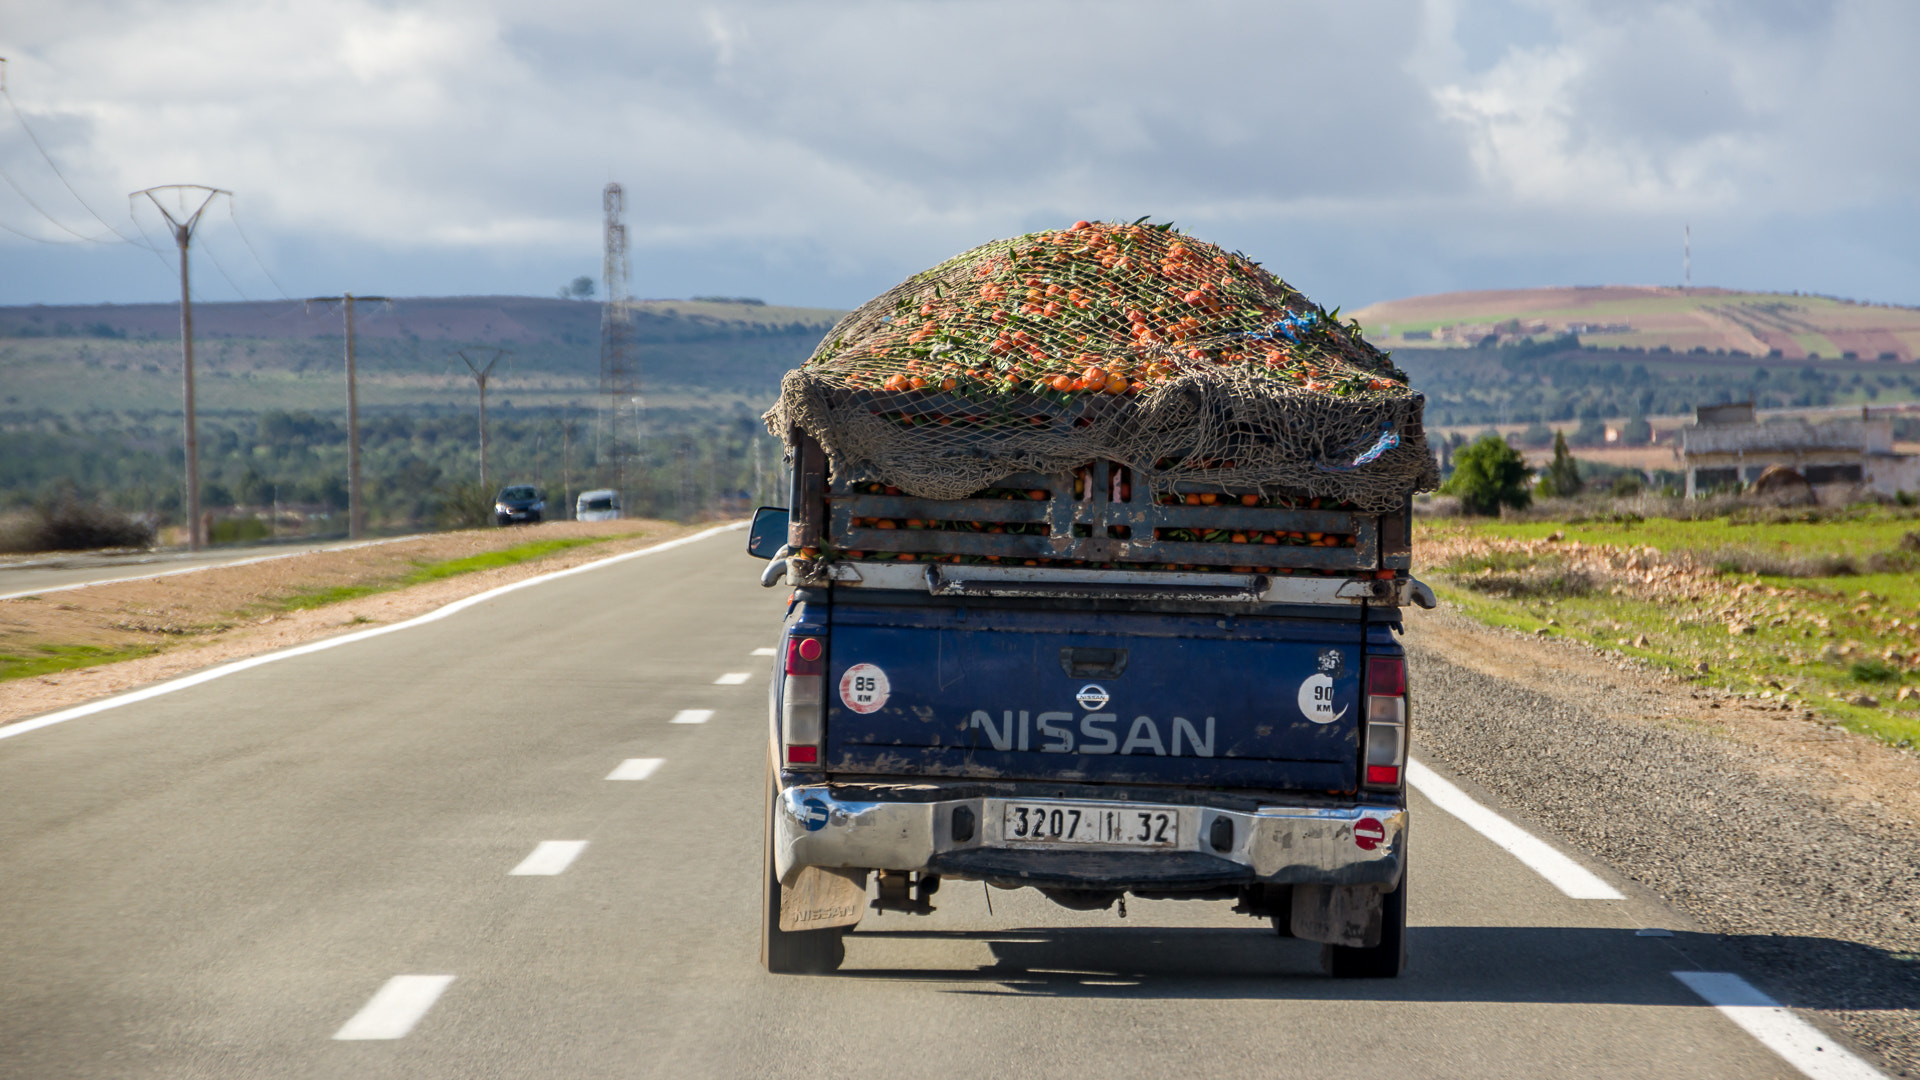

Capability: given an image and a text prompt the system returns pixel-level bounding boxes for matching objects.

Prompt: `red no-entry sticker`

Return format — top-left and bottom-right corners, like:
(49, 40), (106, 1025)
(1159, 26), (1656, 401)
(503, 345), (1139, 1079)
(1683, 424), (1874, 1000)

(1353, 818), (1386, 851)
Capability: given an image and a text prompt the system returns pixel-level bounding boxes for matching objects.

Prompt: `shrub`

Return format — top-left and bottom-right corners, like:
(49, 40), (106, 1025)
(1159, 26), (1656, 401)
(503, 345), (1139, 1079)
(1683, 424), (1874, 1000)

(209, 517), (272, 544)
(1849, 659), (1897, 683)
(1535, 431), (1583, 498)
(26, 499), (155, 552)
(434, 480), (494, 529)
(1441, 435), (1532, 515)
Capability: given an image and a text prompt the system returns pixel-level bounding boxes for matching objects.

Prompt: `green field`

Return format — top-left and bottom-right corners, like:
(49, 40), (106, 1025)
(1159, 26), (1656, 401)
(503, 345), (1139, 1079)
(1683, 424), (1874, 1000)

(1420, 507), (1920, 749)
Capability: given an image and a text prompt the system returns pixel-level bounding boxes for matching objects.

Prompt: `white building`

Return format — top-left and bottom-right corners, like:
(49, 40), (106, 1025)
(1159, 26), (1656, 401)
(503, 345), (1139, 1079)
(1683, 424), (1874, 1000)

(1680, 402), (1920, 497)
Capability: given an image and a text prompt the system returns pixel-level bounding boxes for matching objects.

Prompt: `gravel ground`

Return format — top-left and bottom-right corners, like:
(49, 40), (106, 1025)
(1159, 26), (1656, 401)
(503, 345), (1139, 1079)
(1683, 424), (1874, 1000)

(1408, 623), (1920, 1077)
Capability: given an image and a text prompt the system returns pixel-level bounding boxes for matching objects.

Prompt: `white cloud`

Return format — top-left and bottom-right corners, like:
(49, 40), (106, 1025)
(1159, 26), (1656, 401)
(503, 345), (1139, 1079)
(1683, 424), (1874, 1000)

(0, 0), (1915, 306)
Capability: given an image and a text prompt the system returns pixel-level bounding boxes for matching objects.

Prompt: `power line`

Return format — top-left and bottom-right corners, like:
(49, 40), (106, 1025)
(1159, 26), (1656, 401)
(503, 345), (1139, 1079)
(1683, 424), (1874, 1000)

(199, 235), (254, 302)
(225, 195), (292, 300)
(0, 58), (145, 246)
(0, 157), (119, 243)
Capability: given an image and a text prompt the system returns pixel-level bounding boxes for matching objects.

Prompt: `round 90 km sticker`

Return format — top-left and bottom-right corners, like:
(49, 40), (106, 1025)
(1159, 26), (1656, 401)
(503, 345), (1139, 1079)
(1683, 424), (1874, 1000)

(839, 663), (890, 714)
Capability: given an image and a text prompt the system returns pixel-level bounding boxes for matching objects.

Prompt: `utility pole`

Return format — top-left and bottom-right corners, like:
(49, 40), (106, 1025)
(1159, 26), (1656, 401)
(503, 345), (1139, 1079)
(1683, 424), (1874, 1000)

(559, 415), (579, 520)
(308, 292), (391, 539)
(133, 184), (229, 551)
(456, 348), (508, 492)
(1684, 223), (1691, 290)
(600, 182), (640, 504)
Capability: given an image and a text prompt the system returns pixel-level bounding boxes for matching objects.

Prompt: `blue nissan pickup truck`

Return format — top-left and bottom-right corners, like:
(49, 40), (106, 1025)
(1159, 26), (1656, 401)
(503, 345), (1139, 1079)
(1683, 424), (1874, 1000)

(748, 436), (1432, 977)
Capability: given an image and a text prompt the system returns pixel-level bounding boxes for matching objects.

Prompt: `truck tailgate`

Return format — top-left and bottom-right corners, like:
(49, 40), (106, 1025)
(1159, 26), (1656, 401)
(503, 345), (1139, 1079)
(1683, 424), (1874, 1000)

(823, 603), (1364, 791)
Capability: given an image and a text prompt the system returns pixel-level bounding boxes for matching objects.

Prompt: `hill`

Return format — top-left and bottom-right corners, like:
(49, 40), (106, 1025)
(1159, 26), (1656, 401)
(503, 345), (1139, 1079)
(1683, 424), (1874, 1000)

(1351, 286), (1920, 362)
(0, 296), (844, 529)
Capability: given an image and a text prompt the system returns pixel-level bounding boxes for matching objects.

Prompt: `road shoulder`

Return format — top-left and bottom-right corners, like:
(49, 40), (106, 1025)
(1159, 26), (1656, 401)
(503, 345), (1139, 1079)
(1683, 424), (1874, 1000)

(0, 520), (720, 728)
(1407, 604), (1920, 1076)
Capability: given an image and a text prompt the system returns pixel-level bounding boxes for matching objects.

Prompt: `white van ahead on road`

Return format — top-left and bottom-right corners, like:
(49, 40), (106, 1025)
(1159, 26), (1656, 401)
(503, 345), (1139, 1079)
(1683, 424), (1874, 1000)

(576, 489), (621, 522)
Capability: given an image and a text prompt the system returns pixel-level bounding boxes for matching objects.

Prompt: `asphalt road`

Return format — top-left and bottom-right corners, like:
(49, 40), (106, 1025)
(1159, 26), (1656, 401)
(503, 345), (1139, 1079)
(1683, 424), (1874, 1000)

(0, 533), (1862, 1079)
(0, 537), (412, 600)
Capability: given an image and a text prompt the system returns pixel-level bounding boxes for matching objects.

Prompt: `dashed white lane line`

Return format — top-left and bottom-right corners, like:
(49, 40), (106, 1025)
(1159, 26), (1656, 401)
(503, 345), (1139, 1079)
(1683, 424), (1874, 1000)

(713, 672), (750, 685)
(670, 710), (714, 725)
(1673, 972), (1888, 1080)
(509, 840), (588, 876)
(1, 522), (748, 743)
(1405, 758), (1624, 900)
(333, 975), (455, 1040)
(750, 647), (776, 656)
(606, 757), (664, 780)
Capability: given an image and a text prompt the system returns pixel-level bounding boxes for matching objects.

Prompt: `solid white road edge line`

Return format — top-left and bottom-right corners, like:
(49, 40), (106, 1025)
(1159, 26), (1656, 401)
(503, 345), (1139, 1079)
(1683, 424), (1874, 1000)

(1405, 758), (1624, 900)
(1672, 972), (1888, 1080)
(606, 758), (664, 781)
(670, 709), (714, 725)
(0, 522), (748, 743)
(0, 532), (433, 603)
(713, 672), (750, 684)
(333, 975), (455, 1040)
(509, 840), (589, 876)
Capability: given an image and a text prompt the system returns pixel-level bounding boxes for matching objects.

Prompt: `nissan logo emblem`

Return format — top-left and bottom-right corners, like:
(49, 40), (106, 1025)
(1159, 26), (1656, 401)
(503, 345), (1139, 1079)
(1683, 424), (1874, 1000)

(1076, 684), (1110, 711)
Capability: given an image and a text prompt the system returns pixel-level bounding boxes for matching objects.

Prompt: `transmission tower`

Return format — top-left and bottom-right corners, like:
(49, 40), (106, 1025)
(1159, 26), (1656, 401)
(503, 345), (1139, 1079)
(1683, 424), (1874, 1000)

(599, 183), (641, 495)
(132, 184), (230, 551)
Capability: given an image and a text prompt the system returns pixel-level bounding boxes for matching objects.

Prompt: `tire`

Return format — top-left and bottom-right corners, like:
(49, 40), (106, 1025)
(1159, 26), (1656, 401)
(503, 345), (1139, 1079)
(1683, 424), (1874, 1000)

(760, 766), (846, 975)
(1320, 873), (1407, 979)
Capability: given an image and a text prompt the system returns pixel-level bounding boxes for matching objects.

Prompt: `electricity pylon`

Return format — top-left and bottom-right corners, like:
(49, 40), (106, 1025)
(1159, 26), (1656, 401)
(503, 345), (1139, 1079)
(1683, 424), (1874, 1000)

(457, 348), (509, 492)
(133, 184), (230, 551)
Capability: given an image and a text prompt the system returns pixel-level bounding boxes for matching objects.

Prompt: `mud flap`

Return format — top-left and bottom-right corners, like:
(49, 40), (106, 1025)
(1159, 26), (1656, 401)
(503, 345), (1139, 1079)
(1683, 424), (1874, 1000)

(1290, 883), (1383, 948)
(779, 866), (869, 932)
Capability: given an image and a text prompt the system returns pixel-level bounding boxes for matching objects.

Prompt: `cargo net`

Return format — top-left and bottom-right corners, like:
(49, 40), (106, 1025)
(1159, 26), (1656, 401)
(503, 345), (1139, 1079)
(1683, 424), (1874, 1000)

(766, 220), (1438, 513)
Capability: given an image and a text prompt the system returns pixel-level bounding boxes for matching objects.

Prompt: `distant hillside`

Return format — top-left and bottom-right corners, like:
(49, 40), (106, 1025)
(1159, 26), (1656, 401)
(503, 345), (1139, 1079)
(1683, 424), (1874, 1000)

(1351, 286), (1920, 362)
(0, 295), (845, 417)
(0, 295), (842, 346)
(0, 295), (847, 526)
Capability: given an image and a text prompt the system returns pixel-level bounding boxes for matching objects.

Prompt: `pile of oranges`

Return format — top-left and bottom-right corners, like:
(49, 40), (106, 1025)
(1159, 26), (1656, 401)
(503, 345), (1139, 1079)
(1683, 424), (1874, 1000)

(808, 220), (1406, 401)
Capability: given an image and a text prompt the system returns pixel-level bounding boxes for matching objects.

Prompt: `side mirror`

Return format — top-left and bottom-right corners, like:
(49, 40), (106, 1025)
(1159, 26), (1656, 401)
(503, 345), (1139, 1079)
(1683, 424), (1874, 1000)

(746, 506), (790, 559)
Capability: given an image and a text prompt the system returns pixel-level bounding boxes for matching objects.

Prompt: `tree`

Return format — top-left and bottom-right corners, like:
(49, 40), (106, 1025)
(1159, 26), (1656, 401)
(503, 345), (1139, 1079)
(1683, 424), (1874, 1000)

(1535, 431), (1583, 498)
(557, 276), (596, 301)
(1442, 434), (1532, 515)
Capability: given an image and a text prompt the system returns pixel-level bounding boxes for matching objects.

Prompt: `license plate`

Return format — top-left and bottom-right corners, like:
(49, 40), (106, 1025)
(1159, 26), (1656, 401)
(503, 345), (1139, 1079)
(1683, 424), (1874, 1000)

(1000, 803), (1178, 848)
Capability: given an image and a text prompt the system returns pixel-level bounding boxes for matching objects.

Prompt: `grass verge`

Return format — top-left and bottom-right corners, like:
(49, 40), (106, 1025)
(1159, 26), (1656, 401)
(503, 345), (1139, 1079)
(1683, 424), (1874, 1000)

(0, 643), (159, 682)
(1421, 510), (1920, 751)
(4, 535), (621, 686)
(275, 535), (609, 611)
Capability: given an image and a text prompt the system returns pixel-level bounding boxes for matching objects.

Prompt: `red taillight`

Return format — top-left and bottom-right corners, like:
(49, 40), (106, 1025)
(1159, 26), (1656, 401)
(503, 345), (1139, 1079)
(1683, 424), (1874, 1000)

(1367, 655), (1406, 697)
(1363, 654), (1408, 791)
(786, 636), (824, 676)
(786, 745), (819, 764)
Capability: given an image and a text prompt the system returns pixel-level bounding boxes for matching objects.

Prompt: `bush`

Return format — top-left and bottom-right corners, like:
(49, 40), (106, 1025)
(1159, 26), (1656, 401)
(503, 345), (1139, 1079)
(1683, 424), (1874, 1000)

(1849, 659), (1897, 683)
(434, 480), (494, 529)
(1441, 435), (1532, 515)
(22, 499), (155, 552)
(209, 517), (272, 544)
(1535, 431), (1583, 498)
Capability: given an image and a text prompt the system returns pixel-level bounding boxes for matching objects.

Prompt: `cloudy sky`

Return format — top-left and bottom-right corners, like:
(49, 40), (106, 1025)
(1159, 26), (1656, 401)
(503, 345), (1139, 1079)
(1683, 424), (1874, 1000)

(2, 0), (1916, 312)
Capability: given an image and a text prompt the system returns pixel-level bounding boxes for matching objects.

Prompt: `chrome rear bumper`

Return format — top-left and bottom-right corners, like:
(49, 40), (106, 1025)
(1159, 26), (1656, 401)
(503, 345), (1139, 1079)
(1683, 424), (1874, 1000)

(771, 784), (1406, 892)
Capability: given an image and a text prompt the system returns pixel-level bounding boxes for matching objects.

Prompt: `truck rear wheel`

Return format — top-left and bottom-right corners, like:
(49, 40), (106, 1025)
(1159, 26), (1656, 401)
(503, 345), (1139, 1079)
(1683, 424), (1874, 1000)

(760, 767), (846, 975)
(1320, 874), (1407, 979)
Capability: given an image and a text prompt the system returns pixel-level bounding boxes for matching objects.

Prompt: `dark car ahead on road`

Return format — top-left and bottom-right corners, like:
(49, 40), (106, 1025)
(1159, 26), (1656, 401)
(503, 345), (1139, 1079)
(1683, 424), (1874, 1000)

(494, 485), (545, 526)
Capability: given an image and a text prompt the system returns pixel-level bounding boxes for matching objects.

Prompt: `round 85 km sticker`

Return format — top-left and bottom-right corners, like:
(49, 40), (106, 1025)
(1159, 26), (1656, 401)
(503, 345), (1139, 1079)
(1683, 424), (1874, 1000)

(839, 663), (890, 714)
